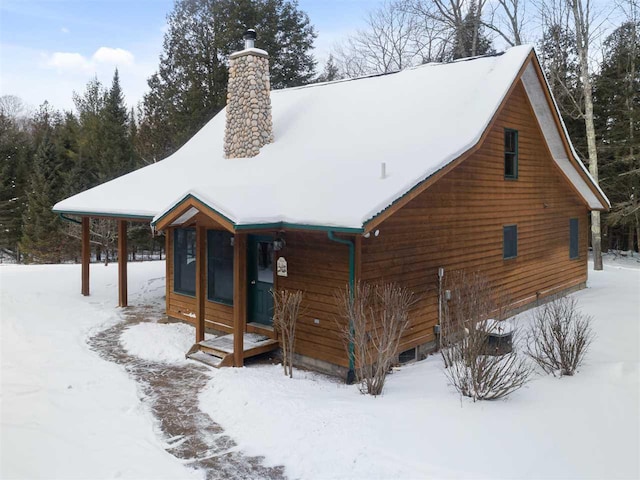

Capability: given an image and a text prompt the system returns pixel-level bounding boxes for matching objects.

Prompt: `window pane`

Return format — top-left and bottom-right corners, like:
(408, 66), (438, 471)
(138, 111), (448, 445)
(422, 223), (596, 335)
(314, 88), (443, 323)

(174, 229), (196, 295)
(504, 129), (518, 179)
(569, 218), (579, 259)
(503, 225), (518, 259)
(207, 231), (234, 304)
(256, 241), (274, 284)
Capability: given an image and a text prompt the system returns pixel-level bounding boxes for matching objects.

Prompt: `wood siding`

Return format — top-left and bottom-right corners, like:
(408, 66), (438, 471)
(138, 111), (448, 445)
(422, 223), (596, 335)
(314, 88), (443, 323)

(361, 80), (589, 352)
(165, 80), (590, 370)
(275, 232), (351, 367)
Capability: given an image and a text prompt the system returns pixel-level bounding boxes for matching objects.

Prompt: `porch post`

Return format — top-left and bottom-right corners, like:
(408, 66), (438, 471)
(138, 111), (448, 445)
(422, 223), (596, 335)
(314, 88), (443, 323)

(81, 216), (90, 296)
(195, 226), (206, 343)
(118, 220), (128, 307)
(233, 233), (247, 367)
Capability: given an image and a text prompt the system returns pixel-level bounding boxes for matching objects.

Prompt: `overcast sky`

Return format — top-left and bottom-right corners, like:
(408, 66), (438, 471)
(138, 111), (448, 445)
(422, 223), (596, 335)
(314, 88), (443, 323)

(0, 0), (386, 113)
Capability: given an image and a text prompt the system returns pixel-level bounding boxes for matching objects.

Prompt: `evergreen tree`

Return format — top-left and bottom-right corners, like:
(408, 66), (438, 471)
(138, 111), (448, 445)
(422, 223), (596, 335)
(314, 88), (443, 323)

(0, 100), (32, 262)
(317, 54), (341, 82)
(20, 103), (66, 263)
(141, 0), (317, 159)
(99, 69), (133, 181)
(450, 2), (494, 59)
(69, 77), (105, 193)
(594, 21), (640, 251)
(538, 23), (587, 158)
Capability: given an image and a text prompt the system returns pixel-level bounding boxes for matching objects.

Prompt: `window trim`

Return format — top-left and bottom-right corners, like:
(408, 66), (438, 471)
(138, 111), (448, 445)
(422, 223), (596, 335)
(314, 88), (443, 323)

(504, 128), (519, 180)
(173, 228), (196, 297)
(207, 230), (234, 306)
(569, 218), (579, 260)
(503, 224), (518, 260)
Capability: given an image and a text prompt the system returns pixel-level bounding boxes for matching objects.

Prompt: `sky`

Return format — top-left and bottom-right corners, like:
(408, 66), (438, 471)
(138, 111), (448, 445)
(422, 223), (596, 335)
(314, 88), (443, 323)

(0, 0), (384, 113)
(0, 0), (625, 114)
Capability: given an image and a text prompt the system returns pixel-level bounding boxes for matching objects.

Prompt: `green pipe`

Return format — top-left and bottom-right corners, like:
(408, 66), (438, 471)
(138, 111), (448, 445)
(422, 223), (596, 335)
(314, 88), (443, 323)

(58, 213), (83, 225)
(327, 231), (356, 384)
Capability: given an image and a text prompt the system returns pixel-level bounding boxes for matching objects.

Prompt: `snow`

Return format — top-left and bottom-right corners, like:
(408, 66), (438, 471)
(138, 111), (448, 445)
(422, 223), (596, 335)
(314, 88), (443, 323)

(2, 256), (637, 479)
(121, 322), (208, 364)
(52, 45), (606, 230)
(0, 261), (203, 480)
(197, 257), (639, 479)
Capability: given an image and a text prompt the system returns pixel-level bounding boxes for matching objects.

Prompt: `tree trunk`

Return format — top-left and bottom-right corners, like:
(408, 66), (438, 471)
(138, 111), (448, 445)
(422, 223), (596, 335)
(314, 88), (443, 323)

(569, 0), (603, 270)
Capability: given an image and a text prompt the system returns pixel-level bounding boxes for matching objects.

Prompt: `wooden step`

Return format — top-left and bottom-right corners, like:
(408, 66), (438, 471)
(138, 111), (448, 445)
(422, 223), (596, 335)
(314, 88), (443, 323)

(187, 351), (225, 368)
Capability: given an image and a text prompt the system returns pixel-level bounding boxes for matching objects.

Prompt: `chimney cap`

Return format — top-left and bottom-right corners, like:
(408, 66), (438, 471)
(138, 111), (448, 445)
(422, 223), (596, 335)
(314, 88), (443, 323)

(243, 29), (257, 41)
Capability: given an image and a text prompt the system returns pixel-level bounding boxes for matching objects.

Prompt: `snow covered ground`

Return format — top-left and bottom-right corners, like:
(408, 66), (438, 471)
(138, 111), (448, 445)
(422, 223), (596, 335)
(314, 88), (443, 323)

(198, 255), (640, 480)
(0, 261), (202, 480)
(1, 256), (638, 479)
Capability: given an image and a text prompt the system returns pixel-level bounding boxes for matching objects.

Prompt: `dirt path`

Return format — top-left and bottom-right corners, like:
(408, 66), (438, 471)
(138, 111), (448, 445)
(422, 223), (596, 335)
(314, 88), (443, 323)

(87, 309), (286, 480)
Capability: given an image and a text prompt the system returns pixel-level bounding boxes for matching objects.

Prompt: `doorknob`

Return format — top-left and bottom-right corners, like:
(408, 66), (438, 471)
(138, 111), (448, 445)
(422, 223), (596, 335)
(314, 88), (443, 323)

(251, 280), (256, 285)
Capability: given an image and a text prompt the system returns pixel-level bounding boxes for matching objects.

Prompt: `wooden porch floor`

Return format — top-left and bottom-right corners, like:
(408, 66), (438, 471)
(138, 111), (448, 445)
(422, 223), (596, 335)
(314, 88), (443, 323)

(187, 332), (279, 368)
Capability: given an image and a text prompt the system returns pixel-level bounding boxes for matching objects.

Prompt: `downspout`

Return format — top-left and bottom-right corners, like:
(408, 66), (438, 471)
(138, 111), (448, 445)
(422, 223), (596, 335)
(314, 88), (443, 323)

(327, 231), (356, 384)
(58, 213), (83, 225)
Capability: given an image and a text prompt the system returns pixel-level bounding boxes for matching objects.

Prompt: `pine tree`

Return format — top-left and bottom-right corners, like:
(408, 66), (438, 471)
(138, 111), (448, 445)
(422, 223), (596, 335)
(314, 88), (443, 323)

(317, 54), (341, 82)
(450, 2), (494, 59)
(538, 23), (587, 158)
(594, 21), (640, 251)
(140, 0), (317, 160)
(20, 103), (66, 263)
(0, 103), (32, 262)
(99, 69), (133, 181)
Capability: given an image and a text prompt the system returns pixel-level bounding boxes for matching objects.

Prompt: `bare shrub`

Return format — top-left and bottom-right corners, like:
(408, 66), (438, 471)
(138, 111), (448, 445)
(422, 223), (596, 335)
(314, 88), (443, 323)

(271, 289), (304, 378)
(337, 282), (414, 396)
(440, 271), (532, 401)
(526, 296), (594, 376)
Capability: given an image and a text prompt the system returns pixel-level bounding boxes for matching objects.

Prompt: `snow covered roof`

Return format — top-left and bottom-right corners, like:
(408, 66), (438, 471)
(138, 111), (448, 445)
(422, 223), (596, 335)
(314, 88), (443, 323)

(53, 45), (609, 231)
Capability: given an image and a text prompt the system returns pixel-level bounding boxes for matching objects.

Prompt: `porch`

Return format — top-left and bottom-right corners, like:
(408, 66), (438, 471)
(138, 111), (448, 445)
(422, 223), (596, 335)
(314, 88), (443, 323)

(186, 332), (279, 368)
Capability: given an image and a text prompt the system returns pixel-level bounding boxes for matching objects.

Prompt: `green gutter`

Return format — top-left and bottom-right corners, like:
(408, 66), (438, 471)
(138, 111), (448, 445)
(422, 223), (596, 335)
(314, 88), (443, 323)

(58, 213), (83, 225)
(237, 222), (363, 234)
(327, 231), (356, 384)
(54, 209), (154, 221)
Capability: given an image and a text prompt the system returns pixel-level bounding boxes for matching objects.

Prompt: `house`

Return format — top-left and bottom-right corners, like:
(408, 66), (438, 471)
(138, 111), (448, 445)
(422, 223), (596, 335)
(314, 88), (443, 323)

(53, 30), (609, 380)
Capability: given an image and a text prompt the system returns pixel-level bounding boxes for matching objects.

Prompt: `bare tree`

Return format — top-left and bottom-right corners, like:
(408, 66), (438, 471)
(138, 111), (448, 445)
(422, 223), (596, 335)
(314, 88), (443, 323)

(484, 0), (528, 46)
(409, 0), (493, 59)
(526, 296), (594, 376)
(334, 0), (432, 77)
(440, 271), (532, 401)
(336, 282), (414, 396)
(566, 0), (608, 269)
(271, 289), (304, 378)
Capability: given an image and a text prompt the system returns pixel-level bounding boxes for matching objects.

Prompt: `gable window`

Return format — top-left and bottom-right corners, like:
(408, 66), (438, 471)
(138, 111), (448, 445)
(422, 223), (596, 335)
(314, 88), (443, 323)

(569, 218), (579, 259)
(174, 228), (196, 296)
(207, 231), (234, 305)
(504, 128), (518, 179)
(503, 225), (518, 259)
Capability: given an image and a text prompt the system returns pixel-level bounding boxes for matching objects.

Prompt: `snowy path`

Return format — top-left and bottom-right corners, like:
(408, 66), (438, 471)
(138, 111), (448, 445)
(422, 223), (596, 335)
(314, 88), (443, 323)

(0, 261), (284, 480)
(88, 312), (285, 480)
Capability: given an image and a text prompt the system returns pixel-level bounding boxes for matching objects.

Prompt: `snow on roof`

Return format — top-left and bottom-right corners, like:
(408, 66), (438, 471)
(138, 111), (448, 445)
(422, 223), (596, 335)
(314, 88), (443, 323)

(53, 45), (606, 230)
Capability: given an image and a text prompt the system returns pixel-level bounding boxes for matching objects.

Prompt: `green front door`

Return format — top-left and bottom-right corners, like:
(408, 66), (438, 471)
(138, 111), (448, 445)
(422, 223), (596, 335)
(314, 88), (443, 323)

(248, 235), (274, 325)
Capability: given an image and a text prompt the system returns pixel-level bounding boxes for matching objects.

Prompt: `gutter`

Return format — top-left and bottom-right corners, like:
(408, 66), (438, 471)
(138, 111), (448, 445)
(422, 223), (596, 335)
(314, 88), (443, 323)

(327, 231), (356, 384)
(58, 213), (82, 225)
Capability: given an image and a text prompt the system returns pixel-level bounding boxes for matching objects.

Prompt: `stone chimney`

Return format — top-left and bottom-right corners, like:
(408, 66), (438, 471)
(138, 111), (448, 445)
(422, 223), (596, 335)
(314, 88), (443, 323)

(224, 29), (274, 158)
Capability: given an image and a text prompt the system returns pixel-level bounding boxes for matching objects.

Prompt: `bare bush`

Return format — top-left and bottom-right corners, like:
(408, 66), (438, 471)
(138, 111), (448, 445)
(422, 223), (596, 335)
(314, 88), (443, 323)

(271, 289), (304, 378)
(440, 271), (532, 401)
(337, 282), (414, 396)
(526, 296), (594, 376)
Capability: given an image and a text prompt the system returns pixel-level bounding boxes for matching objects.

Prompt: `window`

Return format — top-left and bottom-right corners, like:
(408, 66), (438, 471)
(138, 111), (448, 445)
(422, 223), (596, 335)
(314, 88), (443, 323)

(207, 231), (234, 305)
(503, 225), (518, 259)
(569, 218), (579, 259)
(174, 228), (196, 296)
(504, 128), (518, 179)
